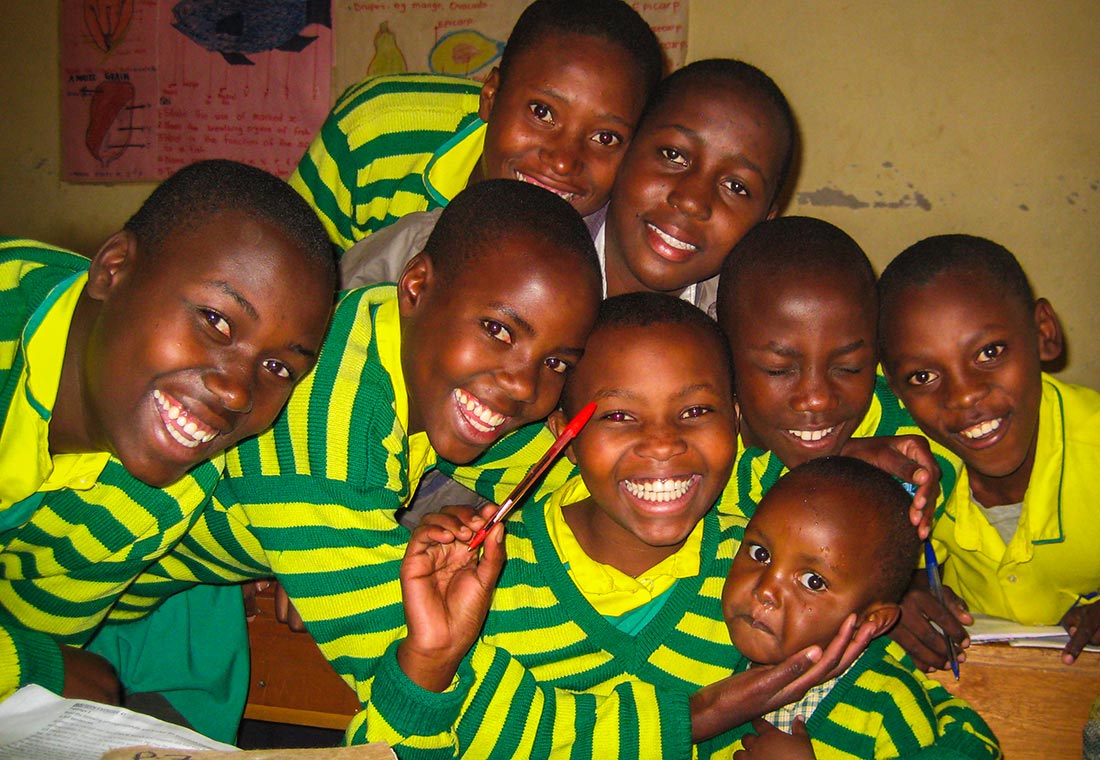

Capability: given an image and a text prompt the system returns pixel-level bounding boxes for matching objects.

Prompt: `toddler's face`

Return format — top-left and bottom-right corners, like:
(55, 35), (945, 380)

(723, 481), (880, 663)
(475, 32), (649, 218)
(400, 230), (599, 465)
(83, 211), (333, 487)
(604, 77), (787, 296)
(881, 272), (1049, 500)
(561, 322), (737, 570)
(729, 269), (877, 469)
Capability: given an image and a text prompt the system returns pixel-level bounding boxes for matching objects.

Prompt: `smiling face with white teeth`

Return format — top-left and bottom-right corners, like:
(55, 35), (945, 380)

(726, 263), (877, 471)
(398, 224), (599, 465)
(470, 32), (648, 219)
(63, 210), (333, 488)
(881, 270), (1062, 506)
(603, 70), (788, 298)
(553, 312), (737, 577)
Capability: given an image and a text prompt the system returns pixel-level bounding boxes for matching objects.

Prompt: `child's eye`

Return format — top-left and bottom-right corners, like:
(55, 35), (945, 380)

(763, 366), (794, 378)
(976, 343), (1006, 363)
(721, 178), (749, 197)
(798, 571), (828, 592)
(659, 147), (688, 168)
(906, 369), (939, 386)
(681, 405), (712, 419)
(262, 358), (294, 381)
(601, 410), (634, 423)
(201, 309), (231, 338)
(482, 319), (513, 344)
(544, 356), (570, 375)
(746, 543), (770, 564)
(529, 102), (554, 124)
(591, 130), (623, 148)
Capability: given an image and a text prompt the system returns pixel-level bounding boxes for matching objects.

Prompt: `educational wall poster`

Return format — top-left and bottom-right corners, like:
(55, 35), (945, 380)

(336, 1), (688, 91)
(59, 1), (688, 183)
(60, 0), (334, 182)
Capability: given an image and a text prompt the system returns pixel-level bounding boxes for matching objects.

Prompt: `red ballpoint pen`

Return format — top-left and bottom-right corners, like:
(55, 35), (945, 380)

(468, 401), (597, 552)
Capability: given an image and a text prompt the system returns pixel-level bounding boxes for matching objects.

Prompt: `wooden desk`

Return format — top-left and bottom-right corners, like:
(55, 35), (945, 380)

(245, 597), (1100, 758)
(928, 643), (1100, 759)
(244, 588), (358, 731)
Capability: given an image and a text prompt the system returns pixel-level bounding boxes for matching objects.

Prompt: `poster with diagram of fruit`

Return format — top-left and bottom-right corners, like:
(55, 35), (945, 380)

(338, 1), (688, 91)
(61, 0), (333, 182)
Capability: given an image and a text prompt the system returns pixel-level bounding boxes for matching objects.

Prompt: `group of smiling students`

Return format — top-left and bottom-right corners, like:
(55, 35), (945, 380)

(2, 1), (1096, 758)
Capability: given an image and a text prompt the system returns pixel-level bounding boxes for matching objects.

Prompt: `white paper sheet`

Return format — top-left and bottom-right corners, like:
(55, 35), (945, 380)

(0, 684), (236, 759)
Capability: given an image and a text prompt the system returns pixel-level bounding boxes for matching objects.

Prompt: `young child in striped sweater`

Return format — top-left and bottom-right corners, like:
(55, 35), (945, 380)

(0, 159), (337, 739)
(389, 294), (993, 758)
(722, 456), (1000, 758)
(291, 0), (663, 252)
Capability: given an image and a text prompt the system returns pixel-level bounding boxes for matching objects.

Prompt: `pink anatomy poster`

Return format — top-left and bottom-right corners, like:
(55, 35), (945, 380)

(61, 0), (333, 182)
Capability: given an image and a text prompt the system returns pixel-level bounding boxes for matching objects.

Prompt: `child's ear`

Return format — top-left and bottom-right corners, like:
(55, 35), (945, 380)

(1033, 298), (1064, 363)
(477, 67), (501, 122)
(85, 230), (138, 301)
(859, 602), (901, 638)
(398, 253), (433, 316)
(546, 408), (579, 465)
(765, 203), (780, 221)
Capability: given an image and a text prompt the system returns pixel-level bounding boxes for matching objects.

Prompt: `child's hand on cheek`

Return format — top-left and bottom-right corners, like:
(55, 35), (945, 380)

(398, 505), (505, 691)
(735, 717), (815, 759)
(1060, 600), (1100, 664)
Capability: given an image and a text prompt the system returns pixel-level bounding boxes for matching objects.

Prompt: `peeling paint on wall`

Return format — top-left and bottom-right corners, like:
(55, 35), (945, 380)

(797, 186), (868, 209)
(796, 185), (933, 211)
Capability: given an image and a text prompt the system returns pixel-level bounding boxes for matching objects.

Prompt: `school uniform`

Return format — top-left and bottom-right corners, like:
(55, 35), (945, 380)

(727, 638), (1002, 759)
(932, 374), (1100, 625)
(289, 74), (485, 253)
(0, 238), (235, 739)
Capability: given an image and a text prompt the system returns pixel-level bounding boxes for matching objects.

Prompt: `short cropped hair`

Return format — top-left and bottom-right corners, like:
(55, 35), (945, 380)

(500, 0), (665, 98)
(878, 234), (1036, 330)
(422, 178), (601, 288)
(643, 59), (796, 203)
(717, 216), (875, 331)
(561, 291), (733, 415)
(124, 159), (336, 283)
(772, 455), (920, 603)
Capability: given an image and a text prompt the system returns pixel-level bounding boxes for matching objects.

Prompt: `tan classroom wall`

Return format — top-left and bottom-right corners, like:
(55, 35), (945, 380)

(1, 1), (1097, 387)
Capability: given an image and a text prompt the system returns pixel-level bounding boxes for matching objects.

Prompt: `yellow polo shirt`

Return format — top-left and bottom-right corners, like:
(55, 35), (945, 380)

(934, 374), (1100, 624)
(545, 477), (704, 632)
(373, 295), (436, 497)
(0, 272), (109, 523)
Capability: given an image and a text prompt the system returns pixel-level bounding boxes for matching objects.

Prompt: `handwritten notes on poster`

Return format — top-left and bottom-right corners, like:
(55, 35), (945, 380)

(59, 1), (688, 183)
(61, 0), (333, 181)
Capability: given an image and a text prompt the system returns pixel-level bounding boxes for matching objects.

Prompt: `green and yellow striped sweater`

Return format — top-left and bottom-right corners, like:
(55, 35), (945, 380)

(288, 73), (485, 252)
(0, 238), (222, 700)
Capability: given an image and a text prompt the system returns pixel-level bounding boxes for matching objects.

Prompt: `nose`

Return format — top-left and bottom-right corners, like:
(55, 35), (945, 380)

(944, 369), (989, 410)
(494, 361), (540, 406)
(634, 420), (688, 461)
(790, 370), (836, 413)
(753, 573), (780, 610)
(667, 170), (712, 221)
(205, 360), (254, 415)
(539, 132), (582, 178)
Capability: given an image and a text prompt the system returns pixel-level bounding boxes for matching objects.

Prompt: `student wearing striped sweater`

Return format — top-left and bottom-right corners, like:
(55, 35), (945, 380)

(0, 160), (336, 740)
(289, 0), (663, 253)
(382, 294), (999, 758)
(722, 456), (1001, 758)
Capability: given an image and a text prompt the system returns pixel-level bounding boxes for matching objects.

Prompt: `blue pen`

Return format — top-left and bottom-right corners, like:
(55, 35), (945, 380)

(924, 541), (960, 680)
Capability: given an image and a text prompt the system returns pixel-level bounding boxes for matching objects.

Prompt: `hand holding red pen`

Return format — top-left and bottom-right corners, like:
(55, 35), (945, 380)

(468, 402), (597, 551)
(398, 504), (505, 692)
